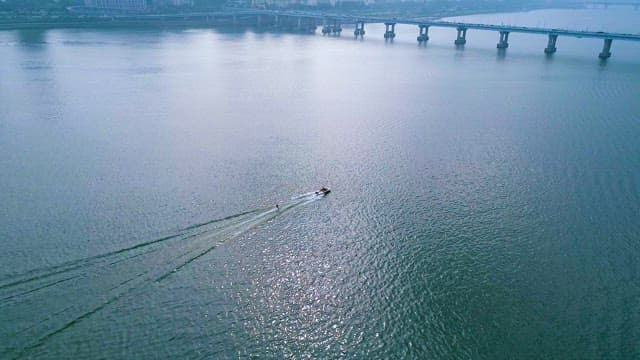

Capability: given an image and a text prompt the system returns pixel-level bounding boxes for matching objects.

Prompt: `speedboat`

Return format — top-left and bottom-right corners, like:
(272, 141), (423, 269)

(315, 187), (331, 196)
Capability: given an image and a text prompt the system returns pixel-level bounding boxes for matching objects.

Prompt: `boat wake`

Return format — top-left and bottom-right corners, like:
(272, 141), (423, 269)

(0, 191), (325, 359)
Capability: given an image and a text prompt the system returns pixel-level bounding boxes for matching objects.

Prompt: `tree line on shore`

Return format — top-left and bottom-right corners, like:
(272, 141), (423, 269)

(0, 0), (229, 13)
(0, 0), (75, 12)
(0, 0), (576, 16)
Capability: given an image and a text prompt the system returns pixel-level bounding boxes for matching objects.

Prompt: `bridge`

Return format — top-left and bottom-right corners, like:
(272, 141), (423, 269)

(65, 9), (640, 59)
(574, 1), (640, 9)
(227, 9), (640, 59)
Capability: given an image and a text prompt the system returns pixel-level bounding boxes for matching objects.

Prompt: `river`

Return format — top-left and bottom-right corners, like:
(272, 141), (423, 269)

(1, 7), (639, 359)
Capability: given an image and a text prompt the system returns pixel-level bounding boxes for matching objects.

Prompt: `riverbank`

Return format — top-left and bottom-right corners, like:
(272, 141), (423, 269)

(0, 3), (582, 31)
(0, 18), (222, 31)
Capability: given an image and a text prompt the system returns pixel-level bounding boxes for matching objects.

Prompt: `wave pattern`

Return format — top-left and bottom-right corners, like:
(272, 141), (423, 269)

(0, 192), (324, 359)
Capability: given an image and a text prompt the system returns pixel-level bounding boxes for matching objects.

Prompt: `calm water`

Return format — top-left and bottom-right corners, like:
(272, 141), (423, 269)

(1, 7), (640, 359)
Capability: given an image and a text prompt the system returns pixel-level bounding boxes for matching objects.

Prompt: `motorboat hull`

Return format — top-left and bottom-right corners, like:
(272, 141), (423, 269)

(315, 188), (331, 196)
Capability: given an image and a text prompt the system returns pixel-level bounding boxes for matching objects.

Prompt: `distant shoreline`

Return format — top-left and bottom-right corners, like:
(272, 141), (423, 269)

(0, 5), (581, 32)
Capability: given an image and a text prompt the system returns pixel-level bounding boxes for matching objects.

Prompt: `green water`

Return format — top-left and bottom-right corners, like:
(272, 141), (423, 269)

(1, 8), (639, 359)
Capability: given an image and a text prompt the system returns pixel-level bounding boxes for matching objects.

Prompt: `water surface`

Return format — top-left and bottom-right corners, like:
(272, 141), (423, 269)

(1, 8), (640, 359)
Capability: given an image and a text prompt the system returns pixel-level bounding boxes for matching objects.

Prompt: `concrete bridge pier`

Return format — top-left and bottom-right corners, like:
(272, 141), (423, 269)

(417, 25), (429, 43)
(384, 22), (396, 39)
(599, 38), (613, 59)
(454, 27), (467, 45)
(331, 19), (342, 35)
(354, 21), (365, 37)
(497, 31), (509, 49)
(321, 18), (330, 35)
(544, 34), (558, 54)
(321, 18), (341, 35)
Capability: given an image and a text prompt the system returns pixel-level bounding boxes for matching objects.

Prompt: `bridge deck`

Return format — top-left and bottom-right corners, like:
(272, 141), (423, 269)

(100, 9), (640, 42)
(245, 9), (640, 41)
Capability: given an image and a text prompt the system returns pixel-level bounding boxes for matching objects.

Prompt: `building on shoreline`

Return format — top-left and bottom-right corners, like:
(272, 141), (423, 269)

(250, 0), (373, 8)
(81, 0), (194, 13)
(83, 0), (149, 11)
